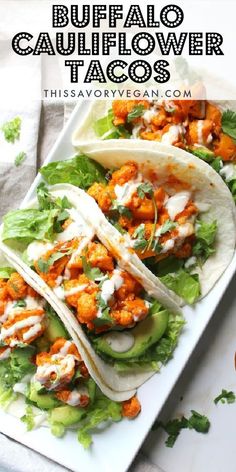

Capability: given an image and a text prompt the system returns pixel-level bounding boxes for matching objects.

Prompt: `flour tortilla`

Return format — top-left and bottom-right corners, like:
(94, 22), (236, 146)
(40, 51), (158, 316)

(70, 140), (236, 298)
(0, 185), (183, 398)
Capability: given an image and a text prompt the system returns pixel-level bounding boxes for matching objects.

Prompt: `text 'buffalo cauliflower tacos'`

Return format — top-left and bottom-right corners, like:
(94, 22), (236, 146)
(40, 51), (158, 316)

(0, 261), (142, 449)
(0, 184), (184, 399)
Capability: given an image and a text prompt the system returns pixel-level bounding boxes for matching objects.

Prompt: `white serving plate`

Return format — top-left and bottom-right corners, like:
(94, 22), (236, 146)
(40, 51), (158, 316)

(0, 100), (235, 472)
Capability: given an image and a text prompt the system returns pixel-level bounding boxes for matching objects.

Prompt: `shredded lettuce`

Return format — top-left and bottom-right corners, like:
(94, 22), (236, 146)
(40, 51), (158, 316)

(0, 386), (16, 409)
(21, 405), (35, 431)
(50, 421), (65, 438)
(2, 208), (59, 246)
(0, 347), (35, 391)
(193, 219), (217, 263)
(40, 155), (106, 189)
(160, 270), (200, 304)
(77, 394), (122, 448)
(0, 267), (15, 279)
(93, 109), (131, 139)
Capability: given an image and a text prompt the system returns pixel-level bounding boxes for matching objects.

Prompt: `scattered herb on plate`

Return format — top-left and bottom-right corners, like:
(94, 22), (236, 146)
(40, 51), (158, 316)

(214, 389), (236, 404)
(1, 117), (21, 143)
(15, 151), (27, 167)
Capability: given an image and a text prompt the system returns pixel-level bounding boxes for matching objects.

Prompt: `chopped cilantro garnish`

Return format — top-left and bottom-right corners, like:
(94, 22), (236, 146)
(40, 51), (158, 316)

(214, 389), (236, 404)
(222, 110), (236, 140)
(127, 104), (145, 123)
(1, 116), (21, 143)
(38, 250), (72, 274)
(137, 182), (154, 199)
(111, 200), (132, 219)
(82, 256), (105, 281)
(153, 410), (210, 447)
(159, 220), (177, 235)
(14, 299), (27, 308)
(132, 224), (145, 240)
(15, 151), (27, 167)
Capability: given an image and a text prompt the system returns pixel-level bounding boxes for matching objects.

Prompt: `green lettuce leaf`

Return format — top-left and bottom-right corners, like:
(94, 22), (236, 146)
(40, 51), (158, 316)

(50, 421), (65, 438)
(0, 347), (36, 391)
(2, 209), (59, 246)
(21, 405), (35, 431)
(193, 219), (217, 263)
(77, 393), (122, 448)
(160, 270), (201, 304)
(40, 155), (106, 189)
(93, 109), (120, 139)
(0, 267), (15, 279)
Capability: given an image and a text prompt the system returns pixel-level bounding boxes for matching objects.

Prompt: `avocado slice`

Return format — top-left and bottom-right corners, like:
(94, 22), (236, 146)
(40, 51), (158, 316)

(45, 308), (69, 342)
(50, 405), (86, 426)
(94, 310), (169, 360)
(28, 382), (61, 410)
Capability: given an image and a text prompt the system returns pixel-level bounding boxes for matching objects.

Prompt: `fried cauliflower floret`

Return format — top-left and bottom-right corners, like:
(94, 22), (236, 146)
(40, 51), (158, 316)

(111, 297), (148, 326)
(88, 183), (114, 213)
(188, 119), (213, 146)
(86, 242), (114, 272)
(2, 309), (45, 346)
(112, 100), (149, 126)
(64, 277), (90, 308)
(6, 273), (28, 300)
(0, 280), (8, 302)
(49, 338), (81, 360)
(128, 195), (155, 220)
(111, 161), (138, 186)
(213, 133), (236, 161)
(115, 272), (142, 301)
(77, 292), (98, 324)
(55, 389), (89, 407)
(122, 396), (141, 418)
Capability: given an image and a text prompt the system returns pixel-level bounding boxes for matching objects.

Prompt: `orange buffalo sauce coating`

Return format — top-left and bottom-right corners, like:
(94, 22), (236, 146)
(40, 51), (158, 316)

(112, 100), (149, 126)
(2, 308), (45, 346)
(213, 133), (236, 161)
(122, 396), (141, 419)
(6, 273), (28, 300)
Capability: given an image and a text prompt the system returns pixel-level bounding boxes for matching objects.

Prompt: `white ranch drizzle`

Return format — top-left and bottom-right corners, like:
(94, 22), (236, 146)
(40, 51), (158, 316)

(35, 354), (75, 390)
(161, 125), (184, 144)
(100, 269), (124, 305)
(0, 315), (43, 341)
(66, 387), (89, 406)
(23, 322), (42, 341)
(59, 340), (73, 356)
(0, 347), (11, 361)
(165, 191), (191, 220)
(103, 332), (135, 353)
(27, 242), (54, 262)
(114, 173), (142, 206)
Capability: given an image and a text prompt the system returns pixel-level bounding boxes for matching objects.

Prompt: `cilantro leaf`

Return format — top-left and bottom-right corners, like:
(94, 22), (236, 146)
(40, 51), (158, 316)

(137, 182), (154, 199)
(158, 220), (177, 235)
(82, 257), (105, 281)
(133, 239), (148, 250)
(38, 250), (72, 274)
(188, 410), (210, 433)
(222, 110), (236, 140)
(132, 223), (145, 240)
(1, 116), (21, 143)
(127, 105), (145, 123)
(15, 151), (27, 167)
(0, 267), (15, 279)
(111, 200), (132, 219)
(14, 299), (27, 308)
(214, 389), (236, 404)
(154, 410), (210, 448)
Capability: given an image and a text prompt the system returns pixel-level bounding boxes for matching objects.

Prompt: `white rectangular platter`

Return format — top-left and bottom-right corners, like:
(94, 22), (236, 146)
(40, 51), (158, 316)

(0, 100), (235, 472)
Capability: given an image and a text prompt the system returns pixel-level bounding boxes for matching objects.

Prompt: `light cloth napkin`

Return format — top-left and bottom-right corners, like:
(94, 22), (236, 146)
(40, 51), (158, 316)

(0, 100), (161, 472)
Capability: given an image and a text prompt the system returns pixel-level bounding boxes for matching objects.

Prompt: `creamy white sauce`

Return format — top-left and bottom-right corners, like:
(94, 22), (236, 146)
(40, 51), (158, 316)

(53, 286), (65, 300)
(23, 322), (42, 341)
(56, 208), (93, 242)
(67, 387), (89, 406)
(114, 174), (142, 206)
(59, 340), (73, 356)
(27, 242), (54, 262)
(161, 239), (175, 253)
(103, 332), (135, 353)
(178, 222), (194, 238)
(131, 124), (142, 139)
(1, 315), (43, 341)
(197, 120), (204, 144)
(68, 236), (91, 267)
(185, 256), (197, 269)
(142, 107), (157, 124)
(161, 125), (183, 144)
(165, 191), (191, 220)
(206, 133), (213, 144)
(220, 164), (236, 182)
(35, 354), (75, 390)
(0, 347), (11, 360)
(100, 269), (124, 305)
(65, 284), (88, 297)
(0, 301), (15, 323)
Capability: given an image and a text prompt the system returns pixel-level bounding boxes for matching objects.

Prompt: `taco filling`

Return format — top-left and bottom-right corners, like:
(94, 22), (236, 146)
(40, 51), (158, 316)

(92, 100), (236, 201)
(87, 160), (217, 304)
(1, 186), (184, 376)
(0, 267), (140, 448)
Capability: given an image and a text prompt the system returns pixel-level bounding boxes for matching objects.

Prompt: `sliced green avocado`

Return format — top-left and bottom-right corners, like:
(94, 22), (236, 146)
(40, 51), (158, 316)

(28, 382), (61, 410)
(95, 310), (169, 360)
(45, 308), (69, 342)
(50, 405), (86, 426)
